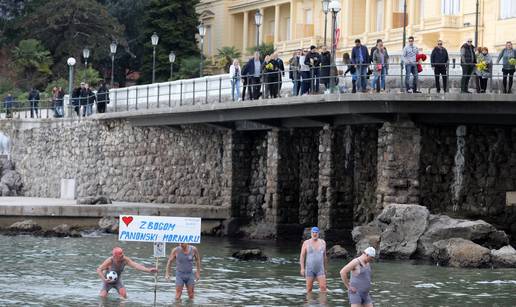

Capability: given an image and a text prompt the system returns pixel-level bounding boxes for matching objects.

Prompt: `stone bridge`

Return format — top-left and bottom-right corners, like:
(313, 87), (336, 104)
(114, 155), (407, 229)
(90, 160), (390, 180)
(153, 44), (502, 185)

(1, 92), (516, 243)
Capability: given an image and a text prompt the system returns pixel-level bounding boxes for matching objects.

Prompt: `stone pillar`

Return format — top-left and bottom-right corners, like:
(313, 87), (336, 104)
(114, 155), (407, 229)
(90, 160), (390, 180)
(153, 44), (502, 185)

(376, 121), (421, 211)
(290, 0), (297, 40)
(341, 0), (352, 48)
(259, 8), (265, 45)
(365, 0), (372, 38)
(317, 126), (335, 233)
(408, 0), (416, 32)
(385, 0), (393, 40)
(274, 4), (281, 44)
(243, 11), (249, 52)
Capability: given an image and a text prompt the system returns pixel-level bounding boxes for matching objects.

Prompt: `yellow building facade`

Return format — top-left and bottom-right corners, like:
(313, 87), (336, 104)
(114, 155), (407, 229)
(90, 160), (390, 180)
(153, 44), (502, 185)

(196, 0), (516, 58)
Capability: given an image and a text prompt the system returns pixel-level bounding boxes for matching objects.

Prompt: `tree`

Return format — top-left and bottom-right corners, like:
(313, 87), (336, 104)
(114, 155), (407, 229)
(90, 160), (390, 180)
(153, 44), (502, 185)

(19, 0), (124, 79)
(140, 0), (201, 83)
(216, 46), (241, 73)
(11, 39), (53, 90)
(247, 43), (276, 60)
(76, 67), (103, 87)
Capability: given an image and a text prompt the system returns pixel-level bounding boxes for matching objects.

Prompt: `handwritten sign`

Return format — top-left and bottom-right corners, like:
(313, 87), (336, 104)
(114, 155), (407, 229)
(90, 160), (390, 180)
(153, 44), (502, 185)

(118, 215), (201, 243)
(153, 242), (166, 257)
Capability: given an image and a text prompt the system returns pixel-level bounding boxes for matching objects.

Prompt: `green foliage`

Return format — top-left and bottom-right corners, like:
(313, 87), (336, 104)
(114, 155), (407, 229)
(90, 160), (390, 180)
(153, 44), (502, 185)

(177, 56), (201, 79)
(140, 0), (201, 83)
(216, 46), (241, 73)
(76, 67), (102, 87)
(246, 43), (275, 59)
(12, 38), (53, 90)
(19, 0), (124, 78)
(45, 78), (68, 94)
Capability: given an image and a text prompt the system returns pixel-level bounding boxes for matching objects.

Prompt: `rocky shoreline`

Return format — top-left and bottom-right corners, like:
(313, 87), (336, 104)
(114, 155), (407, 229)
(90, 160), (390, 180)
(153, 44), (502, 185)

(352, 204), (516, 268)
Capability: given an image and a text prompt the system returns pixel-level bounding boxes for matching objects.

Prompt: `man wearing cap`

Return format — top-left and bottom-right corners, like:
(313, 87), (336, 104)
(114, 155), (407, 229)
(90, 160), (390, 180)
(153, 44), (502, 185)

(340, 247), (376, 307)
(299, 226), (328, 293)
(96, 247), (158, 299)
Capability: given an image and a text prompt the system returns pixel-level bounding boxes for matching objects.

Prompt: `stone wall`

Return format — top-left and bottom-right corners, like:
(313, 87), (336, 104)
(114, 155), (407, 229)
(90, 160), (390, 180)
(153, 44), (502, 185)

(5, 120), (230, 206)
(420, 125), (516, 237)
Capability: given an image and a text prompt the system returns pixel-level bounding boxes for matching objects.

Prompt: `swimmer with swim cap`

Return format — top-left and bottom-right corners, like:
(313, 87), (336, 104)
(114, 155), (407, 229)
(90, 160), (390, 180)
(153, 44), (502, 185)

(96, 247), (157, 299)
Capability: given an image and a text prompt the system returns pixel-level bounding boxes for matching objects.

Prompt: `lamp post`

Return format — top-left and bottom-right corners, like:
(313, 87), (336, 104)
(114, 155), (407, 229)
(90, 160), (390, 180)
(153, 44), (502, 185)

(401, 0), (407, 92)
(329, 0), (340, 93)
(67, 57), (76, 117)
(110, 41), (117, 88)
(322, 0), (330, 47)
(474, 0), (479, 48)
(254, 10), (262, 50)
(151, 32), (159, 83)
(198, 23), (206, 77)
(82, 48), (90, 69)
(169, 51), (176, 80)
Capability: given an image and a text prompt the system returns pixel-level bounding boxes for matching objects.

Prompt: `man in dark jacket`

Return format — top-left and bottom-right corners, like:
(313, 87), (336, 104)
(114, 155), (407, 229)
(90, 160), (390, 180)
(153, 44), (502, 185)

(244, 51), (264, 100)
(320, 46), (331, 91)
(96, 82), (109, 113)
(72, 87), (81, 116)
(85, 84), (95, 116)
(304, 45), (321, 93)
(351, 39), (369, 92)
(28, 87), (40, 118)
(460, 39), (476, 93)
(4, 93), (14, 119)
(241, 58), (253, 101)
(431, 40), (449, 93)
(273, 52), (285, 97)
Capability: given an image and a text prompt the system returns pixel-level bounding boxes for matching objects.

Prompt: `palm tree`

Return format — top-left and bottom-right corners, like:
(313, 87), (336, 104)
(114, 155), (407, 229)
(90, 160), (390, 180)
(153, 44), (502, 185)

(216, 46), (241, 73)
(12, 39), (53, 90)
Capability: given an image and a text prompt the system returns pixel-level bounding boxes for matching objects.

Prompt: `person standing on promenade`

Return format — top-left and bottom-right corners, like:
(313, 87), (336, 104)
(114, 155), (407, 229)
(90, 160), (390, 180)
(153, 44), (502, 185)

(97, 247), (157, 299)
(497, 41), (516, 94)
(402, 36), (419, 93)
(460, 38), (476, 93)
(431, 40), (449, 93)
(300, 226), (327, 293)
(229, 58), (242, 102)
(340, 247), (376, 307)
(351, 39), (369, 93)
(165, 243), (202, 301)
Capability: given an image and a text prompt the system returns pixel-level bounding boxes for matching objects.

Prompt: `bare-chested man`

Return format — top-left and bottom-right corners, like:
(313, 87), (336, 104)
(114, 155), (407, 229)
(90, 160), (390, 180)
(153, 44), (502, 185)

(96, 247), (157, 299)
(165, 243), (201, 300)
(299, 227), (328, 292)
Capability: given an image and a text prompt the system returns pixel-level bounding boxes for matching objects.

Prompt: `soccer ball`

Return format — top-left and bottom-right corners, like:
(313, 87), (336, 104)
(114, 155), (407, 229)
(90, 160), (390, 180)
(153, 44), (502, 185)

(106, 271), (118, 282)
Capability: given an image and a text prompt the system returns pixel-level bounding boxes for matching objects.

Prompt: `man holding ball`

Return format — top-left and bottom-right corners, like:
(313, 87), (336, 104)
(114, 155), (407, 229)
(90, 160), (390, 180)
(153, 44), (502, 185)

(96, 247), (157, 299)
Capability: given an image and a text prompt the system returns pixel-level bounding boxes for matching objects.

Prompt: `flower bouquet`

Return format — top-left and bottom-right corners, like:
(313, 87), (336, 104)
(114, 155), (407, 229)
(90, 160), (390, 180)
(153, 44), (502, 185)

(265, 63), (274, 71)
(509, 58), (516, 66)
(476, 60), (487, 72)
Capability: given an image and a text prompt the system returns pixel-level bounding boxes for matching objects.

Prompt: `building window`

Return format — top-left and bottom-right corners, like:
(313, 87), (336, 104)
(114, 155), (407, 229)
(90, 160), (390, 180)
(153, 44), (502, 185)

(441, 0), (460, 16)
(376, 0), (384, 32)
(500, 0), (516, 19)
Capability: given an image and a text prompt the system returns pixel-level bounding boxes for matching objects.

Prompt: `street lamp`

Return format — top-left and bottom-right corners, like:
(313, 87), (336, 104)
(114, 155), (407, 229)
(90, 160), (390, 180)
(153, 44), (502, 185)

(67, 57), (76, 117)
(254, 10), (262, 50)
(474, 0), (479, 48)
(329, 0), (341, 92)
(110, 41), (117, 88)
(169, 51), (176, 80)
(322, 0), (330, 47)
(82, 48), (90, 69)
(197, 23), (206, 77)
(401, 0), (407, 92)
(151, 32), (159, 83)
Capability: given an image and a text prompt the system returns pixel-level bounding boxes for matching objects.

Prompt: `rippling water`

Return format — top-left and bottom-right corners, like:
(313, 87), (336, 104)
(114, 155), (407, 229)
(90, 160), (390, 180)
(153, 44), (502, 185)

(1, 234), (516, 306)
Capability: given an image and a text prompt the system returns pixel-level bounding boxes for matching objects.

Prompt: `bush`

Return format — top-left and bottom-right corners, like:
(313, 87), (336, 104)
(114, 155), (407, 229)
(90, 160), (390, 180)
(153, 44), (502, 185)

(216, 46), (241, 73)
(246, 43), (275, 60)
(177, 56), (201, 79)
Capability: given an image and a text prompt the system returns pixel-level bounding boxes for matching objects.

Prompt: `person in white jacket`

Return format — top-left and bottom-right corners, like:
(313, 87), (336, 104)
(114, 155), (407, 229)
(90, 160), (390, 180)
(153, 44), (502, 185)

(229, 59), (242, 101)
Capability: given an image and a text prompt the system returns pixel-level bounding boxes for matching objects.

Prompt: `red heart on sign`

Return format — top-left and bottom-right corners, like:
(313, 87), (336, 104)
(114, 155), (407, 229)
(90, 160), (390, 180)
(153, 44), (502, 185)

(122, 216), (133, 227)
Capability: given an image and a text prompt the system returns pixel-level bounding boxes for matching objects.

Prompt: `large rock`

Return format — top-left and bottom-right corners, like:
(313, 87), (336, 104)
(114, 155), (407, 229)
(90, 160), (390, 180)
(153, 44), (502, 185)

(47, 224), (81, 238)
(432, 238), (491, 268)
(491, 246), (516, 268)
(352, 223), (381, 257)
(328, 245), (349, 259)
(98, 217), (118, 233)
(232, 249), (268, 261)
(0, 170), (22, 195)
(376, 204), (430, 259)
(417, 215), (509, 259)
(8, 219), (42, 232)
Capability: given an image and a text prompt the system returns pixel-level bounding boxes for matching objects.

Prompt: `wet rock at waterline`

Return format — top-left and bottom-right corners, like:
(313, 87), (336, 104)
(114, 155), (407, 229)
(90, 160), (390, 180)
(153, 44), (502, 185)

(352, 204), (513, 268)
(232, 249), (268, 261)
(97, 217), (119, 233)
(8, 219), (42, 232)
(4, 220), (81, 237)
(328, 245), (349, 259)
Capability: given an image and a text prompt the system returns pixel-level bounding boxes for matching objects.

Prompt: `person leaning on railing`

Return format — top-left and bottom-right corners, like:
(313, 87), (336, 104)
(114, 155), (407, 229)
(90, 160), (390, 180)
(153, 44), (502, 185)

(3, 93), (14, 119)
(497, 41), (516, 94)
(96, 82), (109, 113)
(320, 46), (331, 92)
(342, 52), (357, 93)
(460, 39), (476, 94)
(430, 40), (449, 93)
(475, 47), (492, 93)
(372, 41), (389, 93)
(289, 49), (302, 96)
(28, 87), (40, 118)
(305, 45), (321, 94)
